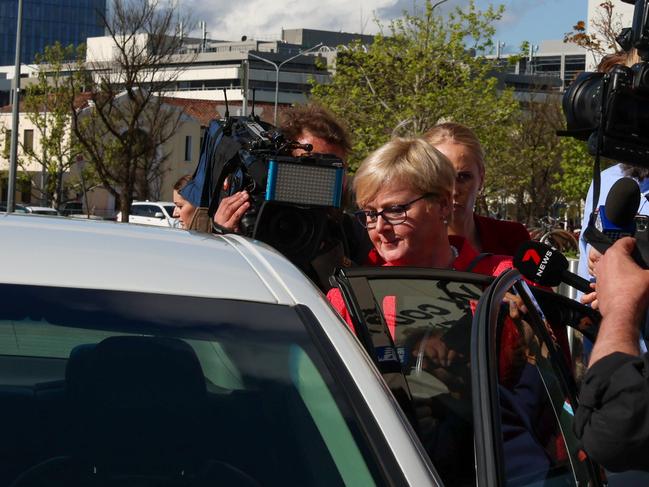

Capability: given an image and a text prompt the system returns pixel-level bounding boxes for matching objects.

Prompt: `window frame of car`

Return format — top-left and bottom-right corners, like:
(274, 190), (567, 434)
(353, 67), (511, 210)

(331, 266), (605, 487)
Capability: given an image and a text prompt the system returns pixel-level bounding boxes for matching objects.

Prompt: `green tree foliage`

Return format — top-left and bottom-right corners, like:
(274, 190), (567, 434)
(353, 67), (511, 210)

(554, 138), (596, 204)
(311, 0), (518, 172)
(487, 93), (567, 224)
(21, 42), (87, 208)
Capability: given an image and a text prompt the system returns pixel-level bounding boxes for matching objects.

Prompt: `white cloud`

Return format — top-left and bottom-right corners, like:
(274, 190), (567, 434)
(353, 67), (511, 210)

(180, 0), (398, 41)
(178, 0), (558, 42)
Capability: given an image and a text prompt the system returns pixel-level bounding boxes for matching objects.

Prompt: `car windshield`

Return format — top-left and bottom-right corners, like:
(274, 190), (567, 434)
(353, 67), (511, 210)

(164, 205), (175, 217)
(0, 284), (383, 487)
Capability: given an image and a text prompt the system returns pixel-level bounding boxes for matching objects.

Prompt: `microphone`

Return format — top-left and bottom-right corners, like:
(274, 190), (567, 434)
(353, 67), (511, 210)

(595, 177), (639, 239)
(513, 241), (592, 294)
(583, 176), (649, 268)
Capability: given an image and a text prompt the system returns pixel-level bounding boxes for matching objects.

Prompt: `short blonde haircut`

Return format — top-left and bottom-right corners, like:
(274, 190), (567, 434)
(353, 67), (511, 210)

(354, 137), (455, 207)
(423, 122), (485, 177)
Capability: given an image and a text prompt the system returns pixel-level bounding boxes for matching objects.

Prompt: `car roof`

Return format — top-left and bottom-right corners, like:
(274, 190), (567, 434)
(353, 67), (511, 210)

(25, 206), (58, 212)
(0, 213), (319, 305)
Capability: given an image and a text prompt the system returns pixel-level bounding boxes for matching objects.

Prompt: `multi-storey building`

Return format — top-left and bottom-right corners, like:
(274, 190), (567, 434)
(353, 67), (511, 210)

(0, 0), (106, 66)
(490, 40), (588, 95)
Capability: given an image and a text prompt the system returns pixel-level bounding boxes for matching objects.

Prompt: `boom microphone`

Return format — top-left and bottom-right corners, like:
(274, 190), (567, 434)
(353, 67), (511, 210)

(513, 241), (592, 294)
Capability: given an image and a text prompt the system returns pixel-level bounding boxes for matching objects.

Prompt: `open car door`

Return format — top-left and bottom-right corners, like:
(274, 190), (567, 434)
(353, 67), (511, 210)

(472, 268), (603, 487)
(331, 266), (605, 487)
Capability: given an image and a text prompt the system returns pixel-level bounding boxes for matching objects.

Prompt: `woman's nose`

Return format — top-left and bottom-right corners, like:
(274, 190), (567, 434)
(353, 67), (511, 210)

(375, 214), (391, 233)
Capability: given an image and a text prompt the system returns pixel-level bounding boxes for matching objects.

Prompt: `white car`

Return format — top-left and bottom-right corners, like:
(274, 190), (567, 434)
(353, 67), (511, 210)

(117, 200), (178, 227)
(0, 214), (438, 487)
(0, 214), (628, 487)
(23, 205), (60, 216)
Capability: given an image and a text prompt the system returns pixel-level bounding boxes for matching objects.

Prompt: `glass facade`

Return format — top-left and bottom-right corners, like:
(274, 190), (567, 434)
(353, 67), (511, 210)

(0, 0), (106, 66)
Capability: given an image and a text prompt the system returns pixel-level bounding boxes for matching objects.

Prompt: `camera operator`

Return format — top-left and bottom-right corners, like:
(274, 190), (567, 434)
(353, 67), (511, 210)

(215, 103), (349, 226)
(213, 103), (372, 271)
(575, 237), (649, 472)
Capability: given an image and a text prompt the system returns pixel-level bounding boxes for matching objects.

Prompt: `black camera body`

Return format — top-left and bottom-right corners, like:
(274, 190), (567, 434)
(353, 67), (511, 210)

(562, 0), (649, 167)
(202, 116), (347, 275)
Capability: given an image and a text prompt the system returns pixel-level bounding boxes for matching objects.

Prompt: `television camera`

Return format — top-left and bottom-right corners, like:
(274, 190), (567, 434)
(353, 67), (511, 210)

(562, 0), (649, 167)
(179, 112), (348, 286)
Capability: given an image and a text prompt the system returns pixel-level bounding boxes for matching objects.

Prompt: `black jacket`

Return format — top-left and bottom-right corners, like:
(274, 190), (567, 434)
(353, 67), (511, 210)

(575, 352), (649, 472)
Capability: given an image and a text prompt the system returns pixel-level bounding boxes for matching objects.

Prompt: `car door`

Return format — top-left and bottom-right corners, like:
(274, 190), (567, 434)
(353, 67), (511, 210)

(472, 269), (603, 487)
(332, 267), (493, 486)
(331, 267), (604, 487)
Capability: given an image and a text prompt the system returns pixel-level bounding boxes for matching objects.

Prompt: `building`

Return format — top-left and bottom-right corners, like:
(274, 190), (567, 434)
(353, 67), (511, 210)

(281, 28), (373, 50)
(0, 95), (223, 215)
(0, 26), (377, 119)
(85, 35), (330, 111)
(0, 0), (106, 66)
(489, 40), (588, 96)
(0, 27), (373, 214)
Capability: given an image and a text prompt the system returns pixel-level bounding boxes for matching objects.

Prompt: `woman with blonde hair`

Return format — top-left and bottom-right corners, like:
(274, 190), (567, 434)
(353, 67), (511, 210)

(327, 137), (513, 324)
(424, 123), (530, 256)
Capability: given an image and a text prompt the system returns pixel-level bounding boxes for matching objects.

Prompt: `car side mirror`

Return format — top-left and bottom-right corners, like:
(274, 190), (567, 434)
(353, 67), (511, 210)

(154, 212), (164, 219)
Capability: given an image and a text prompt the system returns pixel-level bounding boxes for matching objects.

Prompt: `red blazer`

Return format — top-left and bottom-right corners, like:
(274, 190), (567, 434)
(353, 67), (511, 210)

(474, 214), (530, 256)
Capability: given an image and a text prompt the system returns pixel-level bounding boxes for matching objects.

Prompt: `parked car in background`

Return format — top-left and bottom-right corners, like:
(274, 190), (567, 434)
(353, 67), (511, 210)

(0, 202), (28, 213)
(59, 201), (84, 216)
(23, 205), (59, 216)
(117, 200), (177, 227)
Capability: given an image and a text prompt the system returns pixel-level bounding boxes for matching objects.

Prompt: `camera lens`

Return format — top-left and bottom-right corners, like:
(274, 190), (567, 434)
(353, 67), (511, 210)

(253, 202), (329, 267)
(267, 206), (317, 252)
(562, 71), (605, 139)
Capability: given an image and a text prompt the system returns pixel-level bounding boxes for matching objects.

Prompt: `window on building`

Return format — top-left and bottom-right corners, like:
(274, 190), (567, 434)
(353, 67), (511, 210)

(184, 135), (192, 162)
(23, 129), (34, 154)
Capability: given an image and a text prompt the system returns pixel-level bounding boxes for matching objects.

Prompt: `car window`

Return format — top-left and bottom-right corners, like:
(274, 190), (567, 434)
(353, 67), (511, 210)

(474, 273), (601, 487)
(529, 289), (599, 392)
(332, 268), (493, 487)
(164, 205), (175, 217)
(0, 284), (394, 487)
(143, 205), (158, 216)
(129, 204), (145, 216)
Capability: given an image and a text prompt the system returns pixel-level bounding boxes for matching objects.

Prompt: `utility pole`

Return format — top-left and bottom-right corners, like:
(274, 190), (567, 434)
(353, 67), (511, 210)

(248, 42), (323, 125)
(241, 59), (249, 116)
(7, 0), (23, 212)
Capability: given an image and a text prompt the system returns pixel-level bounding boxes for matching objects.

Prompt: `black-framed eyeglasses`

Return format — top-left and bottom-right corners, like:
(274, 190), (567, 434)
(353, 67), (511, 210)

(354, 193), (436, 229)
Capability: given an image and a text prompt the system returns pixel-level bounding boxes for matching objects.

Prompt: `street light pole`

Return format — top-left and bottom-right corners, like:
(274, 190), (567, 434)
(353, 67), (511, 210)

(248, 42), (323, 125)
(7, 0), (23, 212)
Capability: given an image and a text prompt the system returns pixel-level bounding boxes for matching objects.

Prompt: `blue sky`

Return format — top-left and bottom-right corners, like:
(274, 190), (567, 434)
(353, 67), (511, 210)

(185, 0), (589, 52)
(479, 0), (588, 53)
